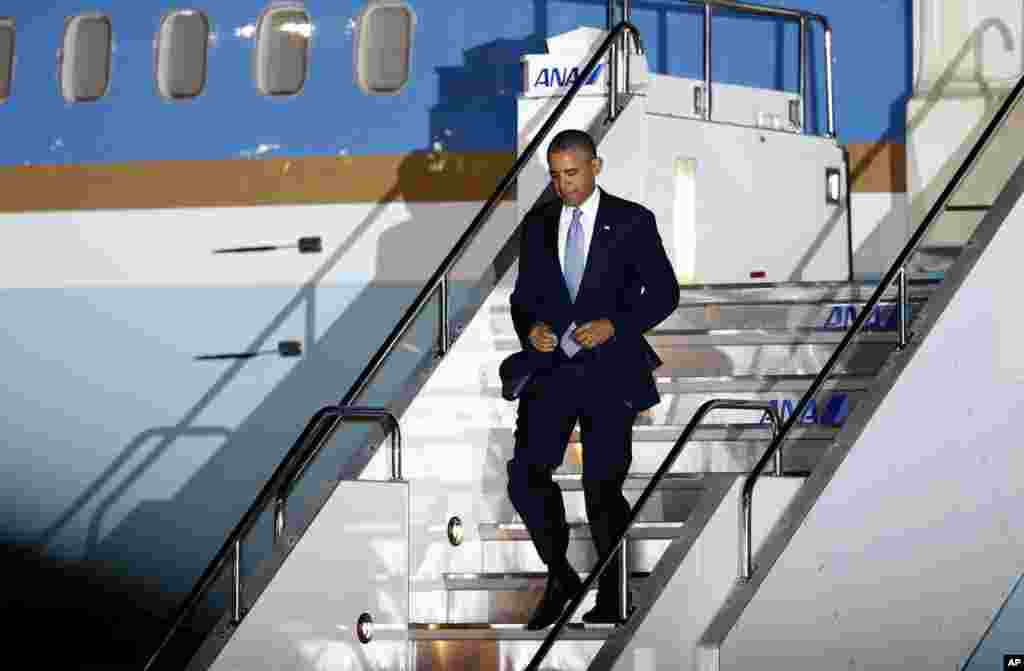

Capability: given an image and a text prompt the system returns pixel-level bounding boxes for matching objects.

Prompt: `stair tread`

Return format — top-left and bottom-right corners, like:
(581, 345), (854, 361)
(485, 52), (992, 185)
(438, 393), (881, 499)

(487, 280), (940, 308)
(410, 622), (613, 640)
(448, 375), (870, 402)
(479, 423), (836, 442)
(552, 472), (706, 490)
(494, 331), (899, 349)
(478, 521), (683, 541)
(441, 571), (650, 591)
(577, 423), (835, 442)
(650, 331), (898, 346)
(626, 422), (835, 436)
(652, 375), (871, 392)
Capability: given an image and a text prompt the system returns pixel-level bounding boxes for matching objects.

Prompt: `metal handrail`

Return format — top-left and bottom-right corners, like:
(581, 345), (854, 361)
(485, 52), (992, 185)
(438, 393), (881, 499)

(737, 72), (1024, 580)
(143, 405), (400, 670)
(651, 0), (834, 136)
(145, 21), (644, 670)
(525, 400), (782, 671)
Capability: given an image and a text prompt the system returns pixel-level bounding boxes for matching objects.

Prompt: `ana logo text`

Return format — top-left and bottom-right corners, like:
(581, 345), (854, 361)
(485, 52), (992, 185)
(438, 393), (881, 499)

(533, 64), (604, 88)
(824, 303), (907, 331)
(761, 394), (850, 426)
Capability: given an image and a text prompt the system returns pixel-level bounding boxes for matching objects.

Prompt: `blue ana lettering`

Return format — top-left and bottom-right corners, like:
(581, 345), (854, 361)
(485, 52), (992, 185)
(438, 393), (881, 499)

(765, 394), (850, 425)
(824, 304), (902, 331)
(534, 64), (604, 88)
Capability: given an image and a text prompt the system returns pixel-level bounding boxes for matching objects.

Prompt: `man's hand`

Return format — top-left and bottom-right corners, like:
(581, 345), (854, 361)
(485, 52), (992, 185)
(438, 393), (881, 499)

(573, 319), (615, 349)
(528, 322), (557, 352)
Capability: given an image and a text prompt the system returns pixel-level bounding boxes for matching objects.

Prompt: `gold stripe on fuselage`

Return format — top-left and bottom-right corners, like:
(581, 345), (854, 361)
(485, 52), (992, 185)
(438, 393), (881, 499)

(0, 142), (903, 214)
(0, 151), (517, 213)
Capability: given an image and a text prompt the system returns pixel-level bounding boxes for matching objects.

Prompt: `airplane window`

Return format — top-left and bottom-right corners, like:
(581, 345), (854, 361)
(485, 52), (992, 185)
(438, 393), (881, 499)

(60, 14), (112, 103)
(355, 2), (416, 95)
(156, 10), (209, 100)
(0, 18), (13, 102)
(255, 6), (311, 96)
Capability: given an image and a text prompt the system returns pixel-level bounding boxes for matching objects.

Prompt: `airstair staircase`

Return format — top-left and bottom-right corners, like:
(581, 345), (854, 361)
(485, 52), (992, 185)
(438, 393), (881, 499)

(144, 6), (1024, 671)
(394, 279), (935, 671)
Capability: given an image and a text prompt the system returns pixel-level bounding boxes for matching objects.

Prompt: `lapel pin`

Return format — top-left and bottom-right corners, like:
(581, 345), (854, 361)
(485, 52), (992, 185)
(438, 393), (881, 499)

(603, 225), (610, 231)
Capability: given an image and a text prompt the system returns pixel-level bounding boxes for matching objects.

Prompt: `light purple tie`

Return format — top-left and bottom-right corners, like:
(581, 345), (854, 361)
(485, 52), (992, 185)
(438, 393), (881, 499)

(564, 207), (584, 302)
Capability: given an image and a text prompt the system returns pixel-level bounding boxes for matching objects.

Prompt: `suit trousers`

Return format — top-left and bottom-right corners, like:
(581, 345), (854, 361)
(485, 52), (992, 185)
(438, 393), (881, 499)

(506, 358), (637, 610)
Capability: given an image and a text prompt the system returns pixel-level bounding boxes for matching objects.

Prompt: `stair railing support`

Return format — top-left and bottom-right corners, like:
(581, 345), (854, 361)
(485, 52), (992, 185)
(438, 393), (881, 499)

(740, 411), (781, 581)
(273, 496), (286, 545)
(618, 539), (629, 622)
(896, 267), (908, 350)
(438, 274), (450, 357)
(231, 539), (242, 625)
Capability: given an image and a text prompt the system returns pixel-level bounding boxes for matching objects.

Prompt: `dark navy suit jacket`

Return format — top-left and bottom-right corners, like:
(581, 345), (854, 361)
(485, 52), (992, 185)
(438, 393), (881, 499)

(509, 189), (680, 411)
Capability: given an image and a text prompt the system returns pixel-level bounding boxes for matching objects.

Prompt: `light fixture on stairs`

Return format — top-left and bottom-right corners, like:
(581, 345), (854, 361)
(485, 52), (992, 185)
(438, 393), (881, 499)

(447, 516), (464, 546)
(356, 612), (374, 644)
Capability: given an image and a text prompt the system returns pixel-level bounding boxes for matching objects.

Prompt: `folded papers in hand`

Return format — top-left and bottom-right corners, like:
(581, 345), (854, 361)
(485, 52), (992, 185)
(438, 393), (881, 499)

(560, 322), (581, 359)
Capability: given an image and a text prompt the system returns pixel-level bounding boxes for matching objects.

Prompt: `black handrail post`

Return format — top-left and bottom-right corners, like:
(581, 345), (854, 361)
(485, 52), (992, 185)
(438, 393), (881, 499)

(770, 405), (782, 477)
(896, 267), (908, 350)
(618, 536), (629, 622)
(739, 404), (781, 580)
(437, 274), (450, 358)
(389, 412), (403, 481)
(272, 496), (286, 546)
(231, 539), (242, 625)
(703, 3), (712, 121)
(798, 15), (808, 133)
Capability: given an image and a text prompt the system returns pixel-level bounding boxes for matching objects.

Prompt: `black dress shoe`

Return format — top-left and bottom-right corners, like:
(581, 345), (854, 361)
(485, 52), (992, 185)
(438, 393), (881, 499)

(525, 566), (583, 630)
(581, 604), (629, 625)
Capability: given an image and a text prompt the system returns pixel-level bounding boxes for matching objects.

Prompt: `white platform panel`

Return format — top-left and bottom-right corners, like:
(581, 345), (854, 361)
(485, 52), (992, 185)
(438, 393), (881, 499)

(645, 113), (848, 284)
(208, 480), (409, 671)
(646, 74), (803, 132)
(913, 0), (1024, 94)
(907, 0), (1024, 255)
(612, 475), (804, 671)
(718, 170), (1024, 670)
(906, 93), (1024, 249)
(518, 70), (849, 284)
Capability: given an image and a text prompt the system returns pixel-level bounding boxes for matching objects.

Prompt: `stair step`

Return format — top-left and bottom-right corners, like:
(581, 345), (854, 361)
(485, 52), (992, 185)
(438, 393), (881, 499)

(653, 342), (892, 377)
(670, 280), (940, 305)
(658, 302), (924, 331)
(486, 280), (939, 309)
(648, 330), (899, 346)
(651, 374), (871, 393)
(448, 341), (892, 378)
(457, 425), (831, 476)
(465, 424), (836, 444)
(908, 244), (962, 277)
(488, 301), (926, 334)
(456, 375), (864, 426)
(440, 374), (870, 400)
(410, 623), (612, 640)
(493, 330), (899, 351)
(591, 423), (837, 441)
(479, 521), (684, 542)
(552, 472), (705, 490)
(441, 571), (651, 591)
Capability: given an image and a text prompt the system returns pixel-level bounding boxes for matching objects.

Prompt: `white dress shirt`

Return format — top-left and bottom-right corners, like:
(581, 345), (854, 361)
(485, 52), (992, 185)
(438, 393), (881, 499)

(558, 187), (601, 275)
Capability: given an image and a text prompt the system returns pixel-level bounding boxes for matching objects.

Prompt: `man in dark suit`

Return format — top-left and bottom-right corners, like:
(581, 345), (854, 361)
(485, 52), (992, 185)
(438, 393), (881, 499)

(507, 129), (680, 629)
